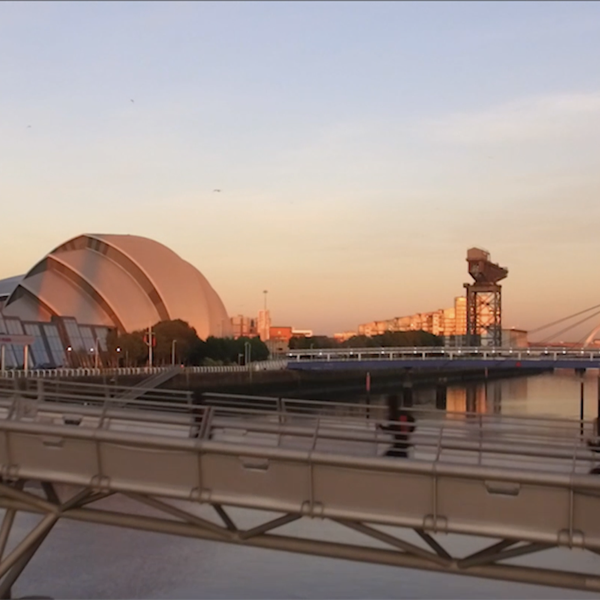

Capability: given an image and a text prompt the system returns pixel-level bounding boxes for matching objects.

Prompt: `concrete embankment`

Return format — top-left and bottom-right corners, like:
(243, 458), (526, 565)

(73, 366), (546, 400)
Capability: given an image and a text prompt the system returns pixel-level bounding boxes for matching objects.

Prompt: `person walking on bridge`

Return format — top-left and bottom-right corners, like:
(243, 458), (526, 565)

(377, 393), (415, 458)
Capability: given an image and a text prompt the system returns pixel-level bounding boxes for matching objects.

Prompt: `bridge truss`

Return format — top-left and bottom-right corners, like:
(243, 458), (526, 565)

(1, 479), (599, 598)
(0, 383), (598, 596)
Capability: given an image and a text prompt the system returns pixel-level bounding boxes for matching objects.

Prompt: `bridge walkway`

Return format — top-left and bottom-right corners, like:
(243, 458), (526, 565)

(0, 382), (598, 595)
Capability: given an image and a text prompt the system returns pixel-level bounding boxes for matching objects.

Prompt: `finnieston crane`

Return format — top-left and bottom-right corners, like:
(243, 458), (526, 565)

(463, 247), (508, 347)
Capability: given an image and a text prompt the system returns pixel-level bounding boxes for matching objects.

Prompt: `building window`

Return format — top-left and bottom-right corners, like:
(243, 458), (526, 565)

(0, 316), (18, 368)
(42, 324), (66, 367)
(62, 318), (86, 351)
(23, 323), (50, 366)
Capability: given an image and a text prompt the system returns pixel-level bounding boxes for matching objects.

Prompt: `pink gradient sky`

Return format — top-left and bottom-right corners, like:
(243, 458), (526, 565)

(1, 2), (600, 340)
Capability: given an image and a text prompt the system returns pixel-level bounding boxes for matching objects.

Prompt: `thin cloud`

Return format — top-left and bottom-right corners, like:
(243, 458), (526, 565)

(420, 91), (600, 145)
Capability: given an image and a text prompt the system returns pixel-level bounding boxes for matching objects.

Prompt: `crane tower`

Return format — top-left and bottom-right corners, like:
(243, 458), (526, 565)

(463, 248), (508, 347)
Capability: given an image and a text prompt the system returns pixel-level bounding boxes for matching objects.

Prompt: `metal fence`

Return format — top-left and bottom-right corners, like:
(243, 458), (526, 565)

(0, 359), (288, 379)
(0, 381), (598, 476)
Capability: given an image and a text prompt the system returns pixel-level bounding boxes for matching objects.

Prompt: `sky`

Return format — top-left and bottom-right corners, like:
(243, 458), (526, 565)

(1, 1), (600, 340)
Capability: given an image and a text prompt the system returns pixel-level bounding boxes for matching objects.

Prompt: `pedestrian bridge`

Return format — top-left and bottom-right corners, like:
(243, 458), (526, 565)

(0, 380), (598, 596)
(287, 346), (600, 370)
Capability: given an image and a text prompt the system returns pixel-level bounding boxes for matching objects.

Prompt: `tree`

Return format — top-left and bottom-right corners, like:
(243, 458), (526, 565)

(152, 319), (200, 365)
(339, 331), (443, 348)
(288, 336), (340, 350)
(106, 330), (147, 366)
(107, 321), (271, 367)
(341, 335), (376, 348)
(203, 336), (269, 365)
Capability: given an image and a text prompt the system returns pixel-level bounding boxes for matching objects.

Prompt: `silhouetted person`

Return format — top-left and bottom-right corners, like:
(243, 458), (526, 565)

(378, 393), (415, 458)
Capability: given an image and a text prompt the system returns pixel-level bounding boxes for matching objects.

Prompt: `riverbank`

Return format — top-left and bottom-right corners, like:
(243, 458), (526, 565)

(76, 366), (549, 400)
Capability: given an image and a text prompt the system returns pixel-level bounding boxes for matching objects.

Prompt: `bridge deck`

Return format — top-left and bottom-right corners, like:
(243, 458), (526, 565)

(0, 380), (599, 556)
(286, 346), (600, 370)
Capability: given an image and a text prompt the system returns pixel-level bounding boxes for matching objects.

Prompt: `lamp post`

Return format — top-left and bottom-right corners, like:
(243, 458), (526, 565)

(90, 342), (99, 369)
(67, 346), (73, 368)
(116, 347), (121, 368)
(171, 339), (177, 366)
(244, 341), (252, 382)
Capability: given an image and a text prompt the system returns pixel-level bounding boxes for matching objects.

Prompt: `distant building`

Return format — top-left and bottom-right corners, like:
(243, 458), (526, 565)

(0, 233), (232, 369)
(270, 326), (293, 343)
(291, 328), (313, 338)
(230, 315), (258, 338)
(333, 331), (356, 343)
(266, 326), (313, 355)
(257, 309), (271, 341)
(502, 328), (528, 348)
(354, 295), (522, 347)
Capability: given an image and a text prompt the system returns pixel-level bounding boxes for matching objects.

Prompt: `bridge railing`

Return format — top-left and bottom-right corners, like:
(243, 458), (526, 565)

(285, 346), (600, 362)
(0, 359), (288, 379)
(0, 389), (597, 489)
(1, 379), (594, 474)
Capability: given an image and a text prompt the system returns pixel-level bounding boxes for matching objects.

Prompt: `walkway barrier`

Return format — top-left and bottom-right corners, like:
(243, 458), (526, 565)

(0, 359), (288, 379)
(286, 346), (600, 362)
(0, 382), (598, 594)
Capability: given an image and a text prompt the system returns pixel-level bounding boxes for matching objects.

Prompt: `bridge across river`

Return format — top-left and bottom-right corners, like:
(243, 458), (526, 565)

(0, 379), (598, 596)
(286, 346), (600, 370)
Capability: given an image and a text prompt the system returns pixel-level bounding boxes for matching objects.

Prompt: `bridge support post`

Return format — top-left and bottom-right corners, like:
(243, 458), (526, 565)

(596, 371), (600, 436)
(435, 380), (447, 410)
(466, 384), (477, 415)
(0, 517), (56, 600)
(400, 369), (413, 408)
(576, 369), (586, 439)
(365, 372), (371, 419)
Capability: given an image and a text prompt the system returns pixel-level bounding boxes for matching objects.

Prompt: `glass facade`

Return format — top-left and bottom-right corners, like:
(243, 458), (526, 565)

(0, 314), (113, 370)
(0, 316), (18, 368)
(79, 326), (96, 353)
(94, 326), (109, 351)
(43, 323), (66, 367)
(63, 318), (86, 351)
(23, 323), (50, 366)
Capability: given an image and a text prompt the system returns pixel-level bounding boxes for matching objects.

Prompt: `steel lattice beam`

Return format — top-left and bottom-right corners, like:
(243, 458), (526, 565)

(0, 484), (598, 595)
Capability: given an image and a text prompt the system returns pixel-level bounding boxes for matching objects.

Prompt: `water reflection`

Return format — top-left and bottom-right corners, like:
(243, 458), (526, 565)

(361, 370), (600, 423)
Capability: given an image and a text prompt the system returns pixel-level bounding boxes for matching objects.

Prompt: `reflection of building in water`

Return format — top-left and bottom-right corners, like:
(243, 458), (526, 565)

(446, 384), (487, 416)
(501, 377), (528, 402)
(485, 380), (503, 414)
(446, 379), (513, 416)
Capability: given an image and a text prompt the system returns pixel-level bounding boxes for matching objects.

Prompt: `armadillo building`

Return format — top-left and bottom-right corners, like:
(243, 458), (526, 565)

(0, 234), (232, 368)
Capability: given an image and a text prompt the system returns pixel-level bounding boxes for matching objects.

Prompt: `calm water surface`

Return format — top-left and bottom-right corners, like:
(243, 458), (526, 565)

(10, 371), (600, 599)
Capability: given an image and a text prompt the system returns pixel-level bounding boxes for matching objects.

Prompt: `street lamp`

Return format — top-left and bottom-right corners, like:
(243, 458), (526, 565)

(171, 339), (177, 366)
(67, 346), (73, 368)
(116, 347), (121, 368)
(244, 341), (251, 366)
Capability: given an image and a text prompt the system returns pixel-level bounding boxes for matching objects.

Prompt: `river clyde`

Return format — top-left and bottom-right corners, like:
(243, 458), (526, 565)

(9, 370), (600, 600)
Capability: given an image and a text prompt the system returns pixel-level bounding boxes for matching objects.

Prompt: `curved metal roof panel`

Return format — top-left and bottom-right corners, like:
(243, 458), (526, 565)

(3, 234), (231, 338)
(0, 275), (24, 298)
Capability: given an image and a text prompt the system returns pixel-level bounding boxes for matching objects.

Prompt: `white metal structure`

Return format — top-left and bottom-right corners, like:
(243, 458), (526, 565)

(287, 346), (600, 362)
(286, 346), (600, 370)
(0, 359), (288, 379)
(0, 381), (598, 596)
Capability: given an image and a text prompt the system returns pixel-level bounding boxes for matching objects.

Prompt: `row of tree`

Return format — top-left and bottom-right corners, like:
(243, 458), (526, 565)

(288, 330), (443, 350)
(102, 320), (442, 366)
(106, 320), (270, 367)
